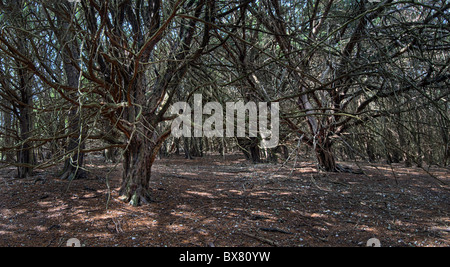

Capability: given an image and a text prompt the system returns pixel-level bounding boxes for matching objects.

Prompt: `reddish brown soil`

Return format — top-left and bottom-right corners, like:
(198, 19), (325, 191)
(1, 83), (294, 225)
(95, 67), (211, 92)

(1, 154), (449, 247)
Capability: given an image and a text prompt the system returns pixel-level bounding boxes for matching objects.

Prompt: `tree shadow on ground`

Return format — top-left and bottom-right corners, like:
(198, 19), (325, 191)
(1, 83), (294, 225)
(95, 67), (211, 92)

(0, 155), (448, 247)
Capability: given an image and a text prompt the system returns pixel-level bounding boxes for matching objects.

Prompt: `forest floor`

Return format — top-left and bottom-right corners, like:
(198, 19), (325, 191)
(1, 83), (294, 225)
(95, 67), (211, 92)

(0, 154), (449, 247)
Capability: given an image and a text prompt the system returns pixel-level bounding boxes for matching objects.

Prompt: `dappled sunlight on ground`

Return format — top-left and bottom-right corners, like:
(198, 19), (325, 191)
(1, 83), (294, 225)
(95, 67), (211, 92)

(0, 155), (449, 247)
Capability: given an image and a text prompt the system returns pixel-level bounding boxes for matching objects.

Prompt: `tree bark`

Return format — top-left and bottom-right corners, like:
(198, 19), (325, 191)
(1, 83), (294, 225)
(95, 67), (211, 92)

(366, 141), (376, 163)
(57, 7), (86, 180)
(16, 48), (33, 178)
(119, 119), (171, 206)
(2, 102), (14, 162)
(439, 112), (449, 166)
(238, 137), (261, 163)
(58, 77), (86, 180)
(120, 135), (154, 206)
(184, 137), (193, 159)
(17, 104), (33, 178)
(315, 140), (337, 172)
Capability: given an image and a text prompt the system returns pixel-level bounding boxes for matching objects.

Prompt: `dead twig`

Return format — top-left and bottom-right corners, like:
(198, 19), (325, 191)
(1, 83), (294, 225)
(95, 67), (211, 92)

(259, 227), (294, 235)
(111, 218), (124, 234)
(241, 232), (280, 247)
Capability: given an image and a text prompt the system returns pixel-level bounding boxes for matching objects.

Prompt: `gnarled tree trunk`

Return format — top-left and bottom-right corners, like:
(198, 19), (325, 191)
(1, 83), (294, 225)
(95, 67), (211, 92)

(57, 9), (85, 180)
(315, 140), (337, 172)
(119, 121), (171, 206)
(120, 135), (154, 206)
(16, 46), (33, 178)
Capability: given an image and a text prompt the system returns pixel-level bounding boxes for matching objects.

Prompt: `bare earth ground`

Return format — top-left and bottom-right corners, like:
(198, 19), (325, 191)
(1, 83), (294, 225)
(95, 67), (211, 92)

(1, 154), (449, 247)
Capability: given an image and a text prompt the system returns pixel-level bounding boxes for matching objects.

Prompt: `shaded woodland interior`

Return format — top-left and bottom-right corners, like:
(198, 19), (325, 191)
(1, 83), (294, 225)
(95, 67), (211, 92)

(0, 0), (449, 247)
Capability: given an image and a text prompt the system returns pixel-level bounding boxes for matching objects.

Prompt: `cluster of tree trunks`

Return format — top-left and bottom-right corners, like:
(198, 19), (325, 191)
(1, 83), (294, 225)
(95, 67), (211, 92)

(0, 0), (448, 207)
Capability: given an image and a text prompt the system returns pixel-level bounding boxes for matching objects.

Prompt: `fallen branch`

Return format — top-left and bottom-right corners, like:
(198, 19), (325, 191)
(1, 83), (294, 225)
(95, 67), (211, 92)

(241, 232), (280, 247)
(165, 174), (202, 181)
(260, 227), (294, 235)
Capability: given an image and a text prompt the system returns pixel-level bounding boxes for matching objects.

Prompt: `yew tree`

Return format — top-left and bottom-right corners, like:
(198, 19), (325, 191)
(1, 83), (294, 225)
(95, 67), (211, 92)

(248, 0), (449, 171)
(0, 0), (219, 205)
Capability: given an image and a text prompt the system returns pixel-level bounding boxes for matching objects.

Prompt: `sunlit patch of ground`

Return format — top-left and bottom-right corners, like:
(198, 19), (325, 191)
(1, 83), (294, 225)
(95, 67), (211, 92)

(0, 155), (448, 247)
